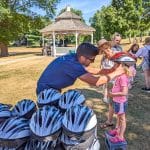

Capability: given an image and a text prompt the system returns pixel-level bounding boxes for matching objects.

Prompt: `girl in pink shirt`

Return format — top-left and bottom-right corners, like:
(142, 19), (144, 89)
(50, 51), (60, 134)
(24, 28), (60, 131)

(107, 63), (130, 143)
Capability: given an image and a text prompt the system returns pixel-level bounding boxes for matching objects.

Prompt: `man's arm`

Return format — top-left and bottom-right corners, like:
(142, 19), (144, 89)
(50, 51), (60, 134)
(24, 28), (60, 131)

(79, 64), (124, 86)
(99, 63), (120, 74)
(86, 63), (120, 75)
(85, 67), (100, 75)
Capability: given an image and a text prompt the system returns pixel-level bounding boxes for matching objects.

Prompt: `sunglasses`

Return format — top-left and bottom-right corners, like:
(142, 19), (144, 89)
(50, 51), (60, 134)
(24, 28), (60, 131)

(115, 40), (120, 42)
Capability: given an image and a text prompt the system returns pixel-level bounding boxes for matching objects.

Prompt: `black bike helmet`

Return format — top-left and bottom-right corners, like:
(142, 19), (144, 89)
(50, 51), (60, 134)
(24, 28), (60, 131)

(62, 105), (97, 140)
(24, 140), (56, 150)
(11, 99), (36, 119)
(0, 117), (30, 148)
(61, 133), (100, 150)
(30, 106), (62, 141)
(37, 88), (61, 107)
(59, 90), (85, 111)
(0, 103), (12, 123)
(0, 147), (16, 150)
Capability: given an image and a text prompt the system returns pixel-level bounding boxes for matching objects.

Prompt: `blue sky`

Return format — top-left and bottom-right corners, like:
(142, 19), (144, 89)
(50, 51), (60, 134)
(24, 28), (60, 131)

(33, 0), (111, 25)
(56, 0), (111, 24)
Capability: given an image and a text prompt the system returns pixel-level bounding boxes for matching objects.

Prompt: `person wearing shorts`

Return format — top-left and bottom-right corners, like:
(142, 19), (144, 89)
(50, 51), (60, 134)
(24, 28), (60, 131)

(135, 37), (150, 93)
(107, 64), (130, 143)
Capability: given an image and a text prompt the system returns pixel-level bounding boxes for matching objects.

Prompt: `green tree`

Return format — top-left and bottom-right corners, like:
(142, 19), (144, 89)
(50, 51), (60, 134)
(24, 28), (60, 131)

(111, 0), (150, 42)
(90, 6), (128, 41)
(91, 0), (149, 42)
(0, 0), (60, 57)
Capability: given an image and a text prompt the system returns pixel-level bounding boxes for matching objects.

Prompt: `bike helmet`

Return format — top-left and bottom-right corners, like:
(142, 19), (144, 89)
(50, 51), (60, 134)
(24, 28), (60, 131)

(30, 106), (63, 141)
(0, 103), (12, 123)
(24, 139), (56, 150)
(59, 90), (85, 112)
(11, 99), (36, 119)
(111, 52), (136, 66)
(0, 117), (30, 148)
(61, 133), (100, 150)
(62, 105), (97, 141)
(37, 88), (61, 108)
(0, 147), (16, 150)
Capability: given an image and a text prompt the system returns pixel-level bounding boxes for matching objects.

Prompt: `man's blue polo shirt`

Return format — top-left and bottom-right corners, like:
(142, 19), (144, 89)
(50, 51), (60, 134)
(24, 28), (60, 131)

(36, 53), (87, 95)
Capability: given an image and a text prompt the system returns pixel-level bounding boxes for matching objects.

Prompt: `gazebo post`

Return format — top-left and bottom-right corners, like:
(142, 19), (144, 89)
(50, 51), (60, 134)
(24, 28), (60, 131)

(52, 31), (56, 57)
(42, 35), (45, 47)
(63, 35), (65, 47)
(91, 33), (93, 44)
(75, 31), (78, 50)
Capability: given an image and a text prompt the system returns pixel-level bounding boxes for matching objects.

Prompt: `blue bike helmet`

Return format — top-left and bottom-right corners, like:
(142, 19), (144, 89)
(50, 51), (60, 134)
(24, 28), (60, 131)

(0, 117), (30, 148)
(30, 106), (63, 141)
(37, 88), (61, 108)
(24, 140), (56, 150)
(11, 99), (36, 119)
(62, 105), (97, 140)
(59, 90), (85, 111)
(0, 103), (12, 123)
(0, 147), (16, 150)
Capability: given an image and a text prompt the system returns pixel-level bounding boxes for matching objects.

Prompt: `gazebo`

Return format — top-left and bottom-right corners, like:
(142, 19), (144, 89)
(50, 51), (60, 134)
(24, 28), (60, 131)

(40, 6), (95, 57)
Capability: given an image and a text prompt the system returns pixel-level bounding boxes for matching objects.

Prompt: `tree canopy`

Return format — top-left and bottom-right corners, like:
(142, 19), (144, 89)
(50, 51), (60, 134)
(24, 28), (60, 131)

(90, 0), (150, 41)
(0, 0), (60, 56)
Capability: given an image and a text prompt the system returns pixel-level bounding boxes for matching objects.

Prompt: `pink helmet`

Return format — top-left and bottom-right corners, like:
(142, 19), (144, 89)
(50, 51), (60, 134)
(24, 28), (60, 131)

(111, 52), (136, 66)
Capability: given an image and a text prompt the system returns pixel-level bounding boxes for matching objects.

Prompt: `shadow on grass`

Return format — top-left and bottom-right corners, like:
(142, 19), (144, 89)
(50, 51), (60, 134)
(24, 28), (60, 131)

(9, 52), (42, 56)
(76, 81), (150, 150)
(76, 88), (109, 149)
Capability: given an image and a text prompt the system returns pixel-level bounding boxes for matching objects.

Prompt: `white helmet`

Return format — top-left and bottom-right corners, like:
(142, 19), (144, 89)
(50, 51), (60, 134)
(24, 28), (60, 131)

(111, 52), (136, 66)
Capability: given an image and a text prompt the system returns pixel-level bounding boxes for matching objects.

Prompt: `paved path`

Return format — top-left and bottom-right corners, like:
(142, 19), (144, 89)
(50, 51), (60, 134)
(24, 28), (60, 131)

(0, 56), (45, 66)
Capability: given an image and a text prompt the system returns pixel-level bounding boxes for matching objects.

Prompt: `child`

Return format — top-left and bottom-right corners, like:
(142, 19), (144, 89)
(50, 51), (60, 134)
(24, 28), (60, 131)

(127, 43), (139, 56)
(128, 43), (139, 69)
(97, 39), (117, 128)
(107, 63), (130, 143)
(98, 39), (115, 103)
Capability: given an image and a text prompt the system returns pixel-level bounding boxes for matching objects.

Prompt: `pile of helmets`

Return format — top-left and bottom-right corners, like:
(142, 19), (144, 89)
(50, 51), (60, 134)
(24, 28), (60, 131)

(0, 99), (36, 149)
(0, 88), (100, 150)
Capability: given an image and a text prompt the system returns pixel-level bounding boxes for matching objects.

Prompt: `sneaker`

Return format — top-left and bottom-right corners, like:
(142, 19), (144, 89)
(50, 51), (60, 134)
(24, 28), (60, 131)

(110, 136), (125, 143)
(108, 129), (118, 137)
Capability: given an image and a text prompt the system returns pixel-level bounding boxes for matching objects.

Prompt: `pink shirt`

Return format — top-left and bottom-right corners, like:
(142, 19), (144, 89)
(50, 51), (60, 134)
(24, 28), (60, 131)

(112, 74), (129, 103)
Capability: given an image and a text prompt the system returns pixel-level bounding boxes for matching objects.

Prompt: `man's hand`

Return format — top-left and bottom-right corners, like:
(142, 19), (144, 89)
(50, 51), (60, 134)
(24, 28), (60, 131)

(99, 63), (120, 75)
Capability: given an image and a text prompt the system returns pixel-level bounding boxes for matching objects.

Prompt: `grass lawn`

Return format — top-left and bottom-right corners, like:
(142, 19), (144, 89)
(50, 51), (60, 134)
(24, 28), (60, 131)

(0, 44), (150, 149)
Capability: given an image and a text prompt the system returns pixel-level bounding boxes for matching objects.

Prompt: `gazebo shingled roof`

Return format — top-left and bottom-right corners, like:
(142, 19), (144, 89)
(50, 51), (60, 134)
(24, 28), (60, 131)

(40, 8), (95, 34)
(40, 6), (95, 56)
(56, 10), (81, 20)
(40, 19), (95, 34)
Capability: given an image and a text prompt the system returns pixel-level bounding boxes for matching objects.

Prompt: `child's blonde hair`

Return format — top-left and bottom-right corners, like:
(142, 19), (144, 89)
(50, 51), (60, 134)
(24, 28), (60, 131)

(122, 64), (132, 77)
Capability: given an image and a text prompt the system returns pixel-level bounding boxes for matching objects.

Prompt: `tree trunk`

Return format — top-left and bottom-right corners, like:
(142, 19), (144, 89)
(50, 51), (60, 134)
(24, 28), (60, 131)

(128, 34), (131, 43)
(133, 35), (137, 44)
(139, 32), (142, 43)
(0, 42), (9, 57)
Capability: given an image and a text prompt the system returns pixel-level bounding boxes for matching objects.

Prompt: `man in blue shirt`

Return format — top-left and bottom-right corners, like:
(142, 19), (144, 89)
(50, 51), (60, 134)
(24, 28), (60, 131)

(37, 43), (124, 95)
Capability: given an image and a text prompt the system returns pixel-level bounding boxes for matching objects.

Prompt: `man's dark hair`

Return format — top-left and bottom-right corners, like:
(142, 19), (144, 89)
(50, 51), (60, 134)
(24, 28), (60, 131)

(76, 43), (98, 57)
